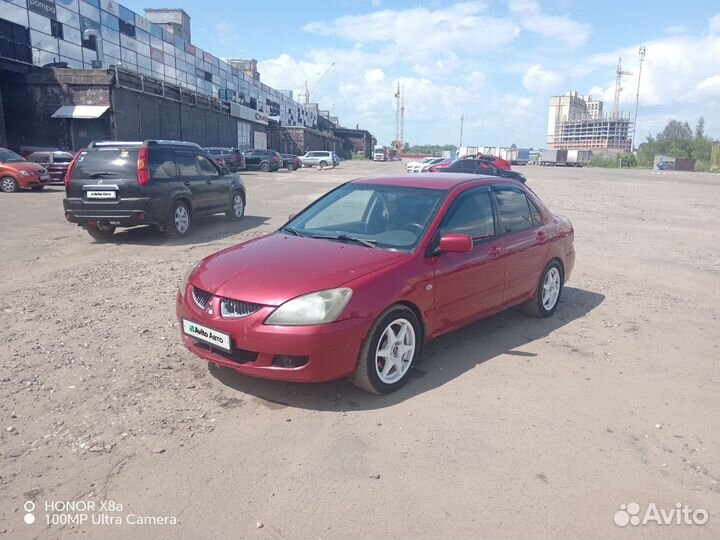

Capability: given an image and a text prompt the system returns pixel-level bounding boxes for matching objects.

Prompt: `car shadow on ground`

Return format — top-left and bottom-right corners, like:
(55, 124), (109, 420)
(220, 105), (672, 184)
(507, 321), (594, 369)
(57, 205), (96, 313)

(101, 214), (272, 247)
(210, 287), (605, 410)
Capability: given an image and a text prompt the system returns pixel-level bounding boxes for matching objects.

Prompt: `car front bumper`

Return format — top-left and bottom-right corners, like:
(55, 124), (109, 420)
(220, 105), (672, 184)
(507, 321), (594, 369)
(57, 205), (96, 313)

(176, 288), (369, 383)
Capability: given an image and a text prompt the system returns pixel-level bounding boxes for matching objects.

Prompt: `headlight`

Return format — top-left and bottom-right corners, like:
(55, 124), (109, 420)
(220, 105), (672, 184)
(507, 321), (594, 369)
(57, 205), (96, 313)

(20, 170), (31, 176)
(179, 264), (198, 294)
(265, 288), (352, 326)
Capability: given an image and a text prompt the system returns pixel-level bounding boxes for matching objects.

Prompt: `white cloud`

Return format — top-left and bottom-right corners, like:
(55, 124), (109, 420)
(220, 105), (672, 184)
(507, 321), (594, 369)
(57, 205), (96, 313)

(303, 2), (520, 63)
(696, 74), (720, 95)
(710, 14), (720, 34)
(508, 0), (591, 48)
(665, 25), (687, 35)
(522, 64), (563, 92)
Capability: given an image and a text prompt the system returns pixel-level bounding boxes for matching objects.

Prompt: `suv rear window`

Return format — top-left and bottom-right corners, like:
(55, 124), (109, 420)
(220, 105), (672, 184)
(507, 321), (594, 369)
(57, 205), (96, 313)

(72, 148), (139, 179)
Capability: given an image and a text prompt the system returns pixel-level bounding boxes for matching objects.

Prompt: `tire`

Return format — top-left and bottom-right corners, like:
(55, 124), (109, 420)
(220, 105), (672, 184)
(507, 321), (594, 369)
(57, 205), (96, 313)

(86, 223), (116, 241)
(318, 161), (328, 169)
(287, 163), (295, 171)
(260, 162), (270, 172)
(352, 305), (421, 394)
(1, 176), (19, 193)
(31, 185), (45, 191)
(165, 200), (192, 238)
(226, 191), (245, 220)
(522, 260), (563, 318)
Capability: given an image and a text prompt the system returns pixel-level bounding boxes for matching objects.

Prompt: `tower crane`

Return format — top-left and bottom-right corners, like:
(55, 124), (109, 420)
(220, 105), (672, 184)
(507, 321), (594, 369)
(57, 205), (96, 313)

(613, 57), (633, 118)
(304, 62), (335, 104)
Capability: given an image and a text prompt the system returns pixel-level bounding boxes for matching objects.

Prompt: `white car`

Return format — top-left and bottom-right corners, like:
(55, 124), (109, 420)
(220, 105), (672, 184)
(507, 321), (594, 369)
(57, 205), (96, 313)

(417, 157), (448, 172)
(405, 157), (434, 173)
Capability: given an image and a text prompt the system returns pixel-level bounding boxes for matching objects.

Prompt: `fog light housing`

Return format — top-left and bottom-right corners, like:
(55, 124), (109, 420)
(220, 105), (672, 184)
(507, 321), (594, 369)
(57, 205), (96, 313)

(272, 355), (309, 368)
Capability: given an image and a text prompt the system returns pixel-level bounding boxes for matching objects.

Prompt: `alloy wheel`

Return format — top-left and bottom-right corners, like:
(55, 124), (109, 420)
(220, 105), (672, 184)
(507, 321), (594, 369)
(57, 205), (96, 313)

(232, 194), (244, 218)
(174, 205), (190, 234)
(375, 319), (416, 384)
(542, 267), (561, 310)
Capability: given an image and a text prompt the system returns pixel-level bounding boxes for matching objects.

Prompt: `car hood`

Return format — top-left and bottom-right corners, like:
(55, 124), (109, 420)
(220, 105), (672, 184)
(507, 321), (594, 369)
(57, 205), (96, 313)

(191, 233), (408, 306)
(3, 161), (44, 173)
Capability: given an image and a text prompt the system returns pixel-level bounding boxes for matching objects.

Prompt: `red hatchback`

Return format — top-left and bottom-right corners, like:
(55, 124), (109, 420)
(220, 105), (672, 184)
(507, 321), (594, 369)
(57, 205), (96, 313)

(177, 174), (575, 394)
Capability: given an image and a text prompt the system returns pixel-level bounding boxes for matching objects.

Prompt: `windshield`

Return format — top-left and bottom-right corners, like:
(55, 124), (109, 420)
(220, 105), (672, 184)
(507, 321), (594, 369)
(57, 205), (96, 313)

(0, 149), (25, 163)
(287, 183), (446, 251)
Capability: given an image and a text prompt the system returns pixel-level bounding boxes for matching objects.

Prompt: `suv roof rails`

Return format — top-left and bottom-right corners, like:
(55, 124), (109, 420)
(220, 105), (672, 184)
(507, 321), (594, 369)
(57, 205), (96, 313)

(86, 140), (202, 149)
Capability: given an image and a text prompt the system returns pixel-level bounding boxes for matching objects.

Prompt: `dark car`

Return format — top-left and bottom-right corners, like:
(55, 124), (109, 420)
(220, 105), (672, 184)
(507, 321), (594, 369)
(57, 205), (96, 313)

(26, 151), (75, 184)
(280, 153), (302, 171)
(431, 159), (526, 183)
(243, 149), (281, 172)
(204, 147), (245, 172)
(63, 140), (246, 240)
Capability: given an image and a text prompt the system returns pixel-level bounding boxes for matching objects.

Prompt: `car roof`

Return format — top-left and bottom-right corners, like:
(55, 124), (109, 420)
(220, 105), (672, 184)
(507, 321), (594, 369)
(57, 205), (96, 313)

(351, 173), (518, 190)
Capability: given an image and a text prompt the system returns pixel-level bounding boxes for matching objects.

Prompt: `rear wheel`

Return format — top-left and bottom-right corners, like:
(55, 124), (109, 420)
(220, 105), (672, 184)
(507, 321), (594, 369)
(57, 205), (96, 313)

(166, 200), (191, 238)
(287, 163), (295, 171)
(1, 176), (18, 193)
(260, 162), (270, 172)
(352, 305), (421, 394)
(86, 223), (115, 241)
(522, 260), (563, 317)
(319, 161), (328, 169)
(226, 191), (245, 220)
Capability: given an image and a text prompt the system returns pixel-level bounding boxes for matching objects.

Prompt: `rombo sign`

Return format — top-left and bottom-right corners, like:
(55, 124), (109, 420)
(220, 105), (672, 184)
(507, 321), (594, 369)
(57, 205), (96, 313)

(27, 0), (57, 19)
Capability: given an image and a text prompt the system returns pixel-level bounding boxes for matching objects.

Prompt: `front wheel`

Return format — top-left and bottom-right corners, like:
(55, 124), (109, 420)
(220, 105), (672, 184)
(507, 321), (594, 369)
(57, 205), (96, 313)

(352, 306), (421, 394)
(165, 200), (192, 238)
(226, 191), (245, 220)
(522, 260), (563, 317)
(318, 161), (328, 169)
(287, 163), (295, 171)
(1, 176), (19, 193)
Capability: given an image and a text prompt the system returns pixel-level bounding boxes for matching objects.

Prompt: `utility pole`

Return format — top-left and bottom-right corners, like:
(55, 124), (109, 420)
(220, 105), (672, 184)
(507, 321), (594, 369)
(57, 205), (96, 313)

(394, 83), (400, 147)
(631, 46), (647, 151)
(459, 114), (464, 149)
(399, 85), (405, 151)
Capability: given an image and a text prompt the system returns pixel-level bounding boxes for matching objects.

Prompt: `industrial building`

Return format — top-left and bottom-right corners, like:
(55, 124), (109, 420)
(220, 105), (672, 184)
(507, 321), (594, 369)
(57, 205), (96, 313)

(547, 91), (632, 154)
(0, 2), (374, 156)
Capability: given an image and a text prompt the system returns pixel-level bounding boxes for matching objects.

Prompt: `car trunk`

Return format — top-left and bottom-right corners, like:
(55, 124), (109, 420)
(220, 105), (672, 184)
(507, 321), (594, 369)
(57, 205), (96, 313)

(67, 148), (142, 201)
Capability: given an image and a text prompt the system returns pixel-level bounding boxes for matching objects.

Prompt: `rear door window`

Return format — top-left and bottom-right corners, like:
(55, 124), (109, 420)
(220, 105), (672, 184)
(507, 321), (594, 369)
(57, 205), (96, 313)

(494, 187), (535, 234)
(28, 154), (48, 163)
(72, 148), (139, 179)
(176, 152), (199, 177)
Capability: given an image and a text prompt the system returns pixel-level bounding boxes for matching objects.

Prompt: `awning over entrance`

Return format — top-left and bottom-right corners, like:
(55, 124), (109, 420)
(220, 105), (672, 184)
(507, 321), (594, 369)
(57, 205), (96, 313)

(51, 105), (109, 119)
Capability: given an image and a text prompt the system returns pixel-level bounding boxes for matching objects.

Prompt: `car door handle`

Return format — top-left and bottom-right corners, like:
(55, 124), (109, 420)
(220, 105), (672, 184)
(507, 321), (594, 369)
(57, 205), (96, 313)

(184, 181), (191, 187)
(206, 179), (212, 184)
(537, 231), (547, 242)
(490, 246), (503, 257)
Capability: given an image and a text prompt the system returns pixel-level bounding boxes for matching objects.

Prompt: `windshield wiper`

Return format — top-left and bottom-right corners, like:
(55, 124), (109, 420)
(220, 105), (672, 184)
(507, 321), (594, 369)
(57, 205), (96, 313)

(280, 226), (304, 237)
(89, 171), (119, 178)
(312, 233), (377, 248)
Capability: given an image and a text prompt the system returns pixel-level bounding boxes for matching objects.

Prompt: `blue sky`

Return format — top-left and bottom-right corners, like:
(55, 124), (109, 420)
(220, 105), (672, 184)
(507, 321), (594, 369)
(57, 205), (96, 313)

(120, 0), (720, 148)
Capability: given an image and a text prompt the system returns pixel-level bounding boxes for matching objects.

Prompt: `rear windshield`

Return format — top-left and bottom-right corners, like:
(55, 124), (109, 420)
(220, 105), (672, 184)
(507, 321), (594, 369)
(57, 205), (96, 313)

(53, 153), (74, 163)
(0, 149), (25, 163)
(71, 148), (139, 180)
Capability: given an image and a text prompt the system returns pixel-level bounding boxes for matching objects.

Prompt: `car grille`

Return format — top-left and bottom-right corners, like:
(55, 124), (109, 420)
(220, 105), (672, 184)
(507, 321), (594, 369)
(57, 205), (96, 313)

(220, 298), (262, 318)
(192, 287), (213, 310)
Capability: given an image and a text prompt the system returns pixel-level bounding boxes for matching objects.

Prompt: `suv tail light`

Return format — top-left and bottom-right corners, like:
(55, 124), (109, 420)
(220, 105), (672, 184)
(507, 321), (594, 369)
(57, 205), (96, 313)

(137, 147), (150, 186)
(273, 154), (280, 161)
(64, 149), (84, 188)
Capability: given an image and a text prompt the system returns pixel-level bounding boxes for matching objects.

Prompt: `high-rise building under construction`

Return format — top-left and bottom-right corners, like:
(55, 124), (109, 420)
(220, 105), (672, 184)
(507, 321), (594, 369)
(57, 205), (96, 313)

(547, 91), (632, 154)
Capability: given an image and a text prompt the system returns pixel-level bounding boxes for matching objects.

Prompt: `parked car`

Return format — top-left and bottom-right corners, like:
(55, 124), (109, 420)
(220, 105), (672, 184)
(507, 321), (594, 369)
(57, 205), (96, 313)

(429, 159), (526, 183)
(177, 174), (574, 394)
(300, 151), (340, 169)
(405, 157), (434, 172)
(656, 161), (674, 171)
(280, 153), (302, 171)
(26, 150), (75, 184)
(63, 140), (246, 240)
(0, 148), (51, 193)
(204, 147), (245, 172)
(417, 157), (449, 173)
(478, 154), (511, 170)
(243, 149), (281, 172)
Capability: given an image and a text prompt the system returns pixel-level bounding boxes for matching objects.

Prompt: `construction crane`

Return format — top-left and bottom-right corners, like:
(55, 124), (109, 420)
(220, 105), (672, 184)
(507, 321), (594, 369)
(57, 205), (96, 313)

(304, 62), (335, 104)
(394, 83), (405, 151)
(613, 57), (633, 118)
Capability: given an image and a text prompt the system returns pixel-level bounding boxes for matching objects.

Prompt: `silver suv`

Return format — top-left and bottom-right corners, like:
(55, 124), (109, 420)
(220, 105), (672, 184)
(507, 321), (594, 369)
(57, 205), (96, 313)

(300, 151), (340, 168)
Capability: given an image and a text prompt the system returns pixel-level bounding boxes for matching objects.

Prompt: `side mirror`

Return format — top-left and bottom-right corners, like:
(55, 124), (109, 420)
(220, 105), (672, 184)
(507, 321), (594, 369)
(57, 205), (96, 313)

(288, 213), (296, 221)
(438, 233), (472, 253)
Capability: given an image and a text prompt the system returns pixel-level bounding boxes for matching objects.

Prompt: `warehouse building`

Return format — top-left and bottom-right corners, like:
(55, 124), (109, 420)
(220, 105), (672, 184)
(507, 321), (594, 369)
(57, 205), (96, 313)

(547, 91), (631, 154)
(0, 2), (373, 155)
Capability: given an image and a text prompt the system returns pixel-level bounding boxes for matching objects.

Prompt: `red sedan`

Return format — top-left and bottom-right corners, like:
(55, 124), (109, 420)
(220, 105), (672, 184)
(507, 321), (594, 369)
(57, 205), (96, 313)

(177, 174), (575, 394)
